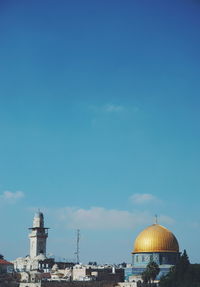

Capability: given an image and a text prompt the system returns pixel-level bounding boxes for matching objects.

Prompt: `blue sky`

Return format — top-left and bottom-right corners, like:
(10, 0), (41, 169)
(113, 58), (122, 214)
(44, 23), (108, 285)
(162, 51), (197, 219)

(0, 0), (200, 263)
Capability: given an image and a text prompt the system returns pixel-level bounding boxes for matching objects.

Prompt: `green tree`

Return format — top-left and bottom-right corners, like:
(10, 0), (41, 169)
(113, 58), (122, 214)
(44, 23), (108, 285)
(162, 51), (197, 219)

(159, 250), (194, 287)
(142, 261), (160, 286)
(142, 269), (151, 286)
(147, 261), (160, 284)
(176, 250), (190, 274)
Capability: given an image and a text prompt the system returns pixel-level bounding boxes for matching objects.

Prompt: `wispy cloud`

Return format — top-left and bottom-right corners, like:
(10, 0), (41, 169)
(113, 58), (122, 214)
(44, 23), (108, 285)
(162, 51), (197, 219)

(0, 190), (24, 203)
(103, 104), (125, 113)
(130, 193), (161, 205)
(50, 206), (173, 230)
(89, 104), (126, 114)
(89, 104), (140, 128)
(56, 207), (149, 229)
(158, 214), (175, 225)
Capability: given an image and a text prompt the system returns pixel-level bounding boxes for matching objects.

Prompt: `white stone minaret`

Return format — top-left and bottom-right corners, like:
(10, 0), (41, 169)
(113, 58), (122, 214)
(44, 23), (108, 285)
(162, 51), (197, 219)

(29, 212), (49, 258)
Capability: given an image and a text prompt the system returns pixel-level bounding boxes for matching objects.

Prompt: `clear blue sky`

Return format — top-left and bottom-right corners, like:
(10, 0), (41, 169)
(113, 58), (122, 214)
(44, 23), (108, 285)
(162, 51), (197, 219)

(0, 0), (200, 263)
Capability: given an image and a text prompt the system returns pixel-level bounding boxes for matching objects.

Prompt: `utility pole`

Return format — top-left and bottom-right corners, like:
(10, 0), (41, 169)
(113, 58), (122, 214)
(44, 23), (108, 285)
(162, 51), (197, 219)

(74, 229), (80, 264)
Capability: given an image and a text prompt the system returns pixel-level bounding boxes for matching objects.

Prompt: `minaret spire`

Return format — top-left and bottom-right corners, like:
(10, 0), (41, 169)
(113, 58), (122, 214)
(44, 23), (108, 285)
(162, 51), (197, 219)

(29, 212), (49, 258)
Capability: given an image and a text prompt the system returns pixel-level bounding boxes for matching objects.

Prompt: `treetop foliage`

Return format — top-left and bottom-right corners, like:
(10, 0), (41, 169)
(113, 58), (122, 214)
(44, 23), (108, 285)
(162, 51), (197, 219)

(159, 250), (200, 287)
(141, 261), (160, 285)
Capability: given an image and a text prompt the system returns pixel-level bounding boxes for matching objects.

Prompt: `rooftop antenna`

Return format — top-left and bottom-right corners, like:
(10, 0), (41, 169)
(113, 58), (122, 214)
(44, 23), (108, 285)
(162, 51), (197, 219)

(74, 229), (80, 264)
(154, 214), (158, 224)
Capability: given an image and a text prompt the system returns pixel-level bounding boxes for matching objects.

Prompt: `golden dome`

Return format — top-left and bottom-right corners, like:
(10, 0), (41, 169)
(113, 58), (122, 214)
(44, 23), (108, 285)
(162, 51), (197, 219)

(132, 224), (179, 254)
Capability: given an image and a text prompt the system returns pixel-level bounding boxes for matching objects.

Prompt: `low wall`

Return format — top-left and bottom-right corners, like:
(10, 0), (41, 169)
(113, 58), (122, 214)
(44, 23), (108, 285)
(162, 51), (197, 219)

(20, 283), (41, 287)
(42, 282), (117, 287)
(116, 283), (137, 287)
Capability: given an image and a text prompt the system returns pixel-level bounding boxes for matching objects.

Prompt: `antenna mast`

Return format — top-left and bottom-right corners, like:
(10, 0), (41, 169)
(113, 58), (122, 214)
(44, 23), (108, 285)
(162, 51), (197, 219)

(75, 229), (80, 264)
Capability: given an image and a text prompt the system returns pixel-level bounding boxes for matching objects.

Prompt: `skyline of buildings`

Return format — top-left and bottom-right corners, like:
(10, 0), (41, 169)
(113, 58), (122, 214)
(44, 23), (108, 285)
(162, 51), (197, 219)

(3, 211), (183, 266)
(10, 211), (182, 283)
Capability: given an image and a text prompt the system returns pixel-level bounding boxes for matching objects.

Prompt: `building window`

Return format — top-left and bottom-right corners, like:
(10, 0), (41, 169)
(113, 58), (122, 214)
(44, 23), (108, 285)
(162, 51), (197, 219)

(142, 255), (145, 262)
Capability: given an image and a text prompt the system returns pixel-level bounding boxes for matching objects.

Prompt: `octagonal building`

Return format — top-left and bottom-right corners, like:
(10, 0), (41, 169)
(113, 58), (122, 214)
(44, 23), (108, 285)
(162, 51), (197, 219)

(131, 223), (180, 278)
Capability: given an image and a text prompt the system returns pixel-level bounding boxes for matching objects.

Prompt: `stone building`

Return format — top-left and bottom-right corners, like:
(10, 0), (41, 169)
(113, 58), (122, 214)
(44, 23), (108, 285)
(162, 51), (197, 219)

(72, 264), (124, 282)
(0, 259), (14, 273)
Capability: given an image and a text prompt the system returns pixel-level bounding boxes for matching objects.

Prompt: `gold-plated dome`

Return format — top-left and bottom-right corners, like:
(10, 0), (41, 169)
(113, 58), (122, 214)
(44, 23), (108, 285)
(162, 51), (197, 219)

(132, 224), (179, 254)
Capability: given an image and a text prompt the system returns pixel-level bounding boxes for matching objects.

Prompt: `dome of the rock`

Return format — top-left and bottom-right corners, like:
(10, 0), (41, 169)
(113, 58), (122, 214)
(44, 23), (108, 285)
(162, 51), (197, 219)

(128, 222), (180, 281)
(132, 224), (179, 254)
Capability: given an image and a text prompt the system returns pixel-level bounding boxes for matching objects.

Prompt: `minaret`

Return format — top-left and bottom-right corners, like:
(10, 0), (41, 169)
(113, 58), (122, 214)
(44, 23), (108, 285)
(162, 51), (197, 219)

(29, 212), (49, 258)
